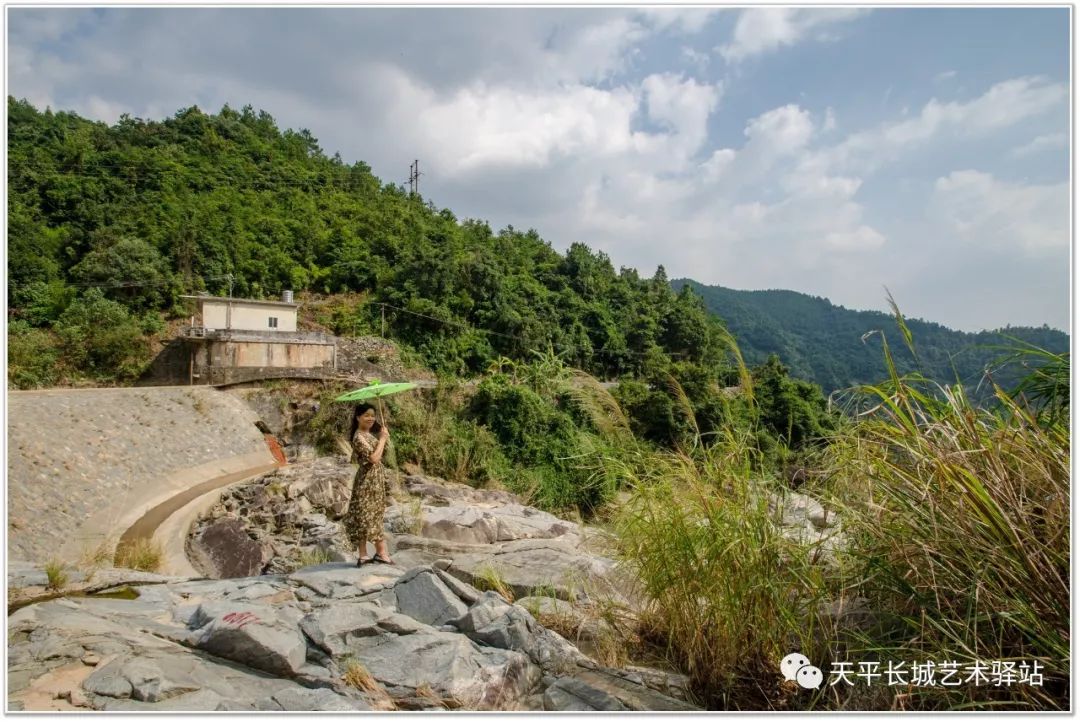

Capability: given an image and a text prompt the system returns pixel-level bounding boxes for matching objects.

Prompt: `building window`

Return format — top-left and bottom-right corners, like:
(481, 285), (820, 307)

(268, 317), (278, 329)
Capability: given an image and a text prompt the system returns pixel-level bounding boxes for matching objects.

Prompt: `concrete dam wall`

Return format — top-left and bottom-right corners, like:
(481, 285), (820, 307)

(7, 386), (277, 563)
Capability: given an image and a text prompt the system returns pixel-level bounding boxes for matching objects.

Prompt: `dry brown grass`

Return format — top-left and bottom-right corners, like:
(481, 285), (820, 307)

(78, 537), (116, 579)
(413, 682), (461, 710)
(342, 659), (396, 710)
(342, 660), (380, 693)
(113, 538), (163, 572)
(473, 565), (514, 603)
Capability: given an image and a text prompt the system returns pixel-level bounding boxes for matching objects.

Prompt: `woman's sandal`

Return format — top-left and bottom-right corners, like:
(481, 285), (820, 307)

(370, 555), (394, 566)
(356, 557), (372, 567)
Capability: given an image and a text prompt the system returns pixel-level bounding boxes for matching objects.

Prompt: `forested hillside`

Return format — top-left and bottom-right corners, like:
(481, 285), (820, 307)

(674, 279), (1069, 395)
(8, 97), (730, 384)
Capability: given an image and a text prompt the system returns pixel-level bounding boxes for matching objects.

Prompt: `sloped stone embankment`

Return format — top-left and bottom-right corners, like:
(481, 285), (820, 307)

(8, 386), (276, 563)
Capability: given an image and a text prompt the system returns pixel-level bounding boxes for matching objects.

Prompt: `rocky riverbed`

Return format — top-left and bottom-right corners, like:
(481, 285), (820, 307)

(186, 459), (630, 604)
(9, 448), (854, 712)
(8, 460), (696, 711)
(8, 560), (695, 711)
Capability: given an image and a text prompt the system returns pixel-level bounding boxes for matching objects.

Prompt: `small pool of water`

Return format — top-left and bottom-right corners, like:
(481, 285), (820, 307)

(89, 586), (140, 601)
(8, 585), (141, 615)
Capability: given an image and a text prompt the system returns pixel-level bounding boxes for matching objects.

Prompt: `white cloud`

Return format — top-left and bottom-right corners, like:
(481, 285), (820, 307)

(1009, 132), (1067, 158)
(379, 73), (639, 175)
(642, 74), (721, 155)
(680, 46), (710, 70)
(745, 104), (814, 153)
(933, 170), (1068, 254)
(820, 76), (1067, 174)
(540, 14), (648, 83)
(637, 7), (718, 34)
(701, 148), (737, 181)
(718, 8), (867, 62)
(823, 107), (837, 133)
(825, 225), (886, 251)
(934, 69), (958, 83)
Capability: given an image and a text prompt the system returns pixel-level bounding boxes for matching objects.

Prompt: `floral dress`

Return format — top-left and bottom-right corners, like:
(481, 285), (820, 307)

(343, 429), (389, 546)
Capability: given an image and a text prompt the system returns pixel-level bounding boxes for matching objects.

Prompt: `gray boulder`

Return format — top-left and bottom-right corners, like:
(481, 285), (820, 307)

(188, 602), (307, 677)
(100, 689), (228, 711)
(544, 670), (698, 711)
(190, 519), (269, 578)
(435, 568), (481, 605)
(342, 628), (538, 708)
(445, 538), (616, 602)
(121, 657), (200, 702)
(393, 569), (469, 626)
(270, 687), (371, 711)
(287, 563), (402, 599)
(299, 602), (423, 656)
(301, 477), (351, 519)
(83, 660), (134, 699)
(453, 592), (591, 674)
(543, 676), (629, 711)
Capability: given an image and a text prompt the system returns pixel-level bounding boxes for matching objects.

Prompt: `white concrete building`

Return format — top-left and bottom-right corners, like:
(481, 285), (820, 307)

(176, 294), (337, 385)
(182, 295), (299, 333)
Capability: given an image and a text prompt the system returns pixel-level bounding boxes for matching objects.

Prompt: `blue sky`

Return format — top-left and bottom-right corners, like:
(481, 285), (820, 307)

(6, 6), (1071, 332)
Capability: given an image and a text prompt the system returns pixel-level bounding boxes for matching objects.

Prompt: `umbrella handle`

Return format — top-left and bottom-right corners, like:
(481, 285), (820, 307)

(377, 397), (396, 468)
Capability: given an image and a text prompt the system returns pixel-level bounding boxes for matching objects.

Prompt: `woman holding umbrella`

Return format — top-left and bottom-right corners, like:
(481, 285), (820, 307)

(343, 402), (394, 565)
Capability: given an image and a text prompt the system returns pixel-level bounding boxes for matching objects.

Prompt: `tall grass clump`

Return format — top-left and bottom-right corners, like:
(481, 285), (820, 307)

(44, 559), (68, 591)
(114, 537), (163, 572)
(825, 318), (1069, 710)
(609, 423), (833, 709)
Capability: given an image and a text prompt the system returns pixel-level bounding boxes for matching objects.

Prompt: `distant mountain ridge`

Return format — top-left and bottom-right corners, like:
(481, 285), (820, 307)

(673, 279), (1069, 395)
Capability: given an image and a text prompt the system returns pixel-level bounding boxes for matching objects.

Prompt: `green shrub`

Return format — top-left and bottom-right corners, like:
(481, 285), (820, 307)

(55, 288), (152, 381)
(8, 321), (62, 388)
(9, 279), (74, 327)
(303, 384), (355, 455)
(68, 236), (174, 312)
(467, 373), (619, 513)
(468, 374), (577, 467)
(388, 384), (511, 486)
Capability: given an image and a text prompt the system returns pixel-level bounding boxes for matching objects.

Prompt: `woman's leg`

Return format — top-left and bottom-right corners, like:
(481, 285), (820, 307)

(356, 539), (368, 566)
(373, 538), (391, 564)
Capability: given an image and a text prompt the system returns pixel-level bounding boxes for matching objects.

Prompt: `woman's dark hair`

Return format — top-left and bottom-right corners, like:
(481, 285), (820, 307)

(348, 402), (382, 440)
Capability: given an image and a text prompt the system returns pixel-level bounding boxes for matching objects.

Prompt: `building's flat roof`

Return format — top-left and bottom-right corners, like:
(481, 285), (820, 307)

(179, 295), (299, 308)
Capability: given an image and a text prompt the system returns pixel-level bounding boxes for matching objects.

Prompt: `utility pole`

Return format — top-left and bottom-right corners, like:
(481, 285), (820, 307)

(381, 304), (386, 338)
(226, 273), (234, 330)
(407, 160), (421, 197)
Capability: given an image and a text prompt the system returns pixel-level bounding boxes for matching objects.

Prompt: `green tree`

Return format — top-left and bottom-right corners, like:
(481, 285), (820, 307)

(54, 289), (152, 380)
(68, 236), (175, 311)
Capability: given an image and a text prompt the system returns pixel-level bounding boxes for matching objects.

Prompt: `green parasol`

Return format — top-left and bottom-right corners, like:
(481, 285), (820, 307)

(334, 380), (418, 403)
(334, 379), (418, 425)
(335, 380), (417, 469)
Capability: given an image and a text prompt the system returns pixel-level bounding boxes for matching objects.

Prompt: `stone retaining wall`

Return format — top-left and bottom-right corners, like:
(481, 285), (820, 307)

(7, 386), (276, 563)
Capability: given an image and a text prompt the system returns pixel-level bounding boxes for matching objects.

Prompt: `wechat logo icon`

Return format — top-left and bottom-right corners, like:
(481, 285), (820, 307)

(780, 652), (823, 690)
